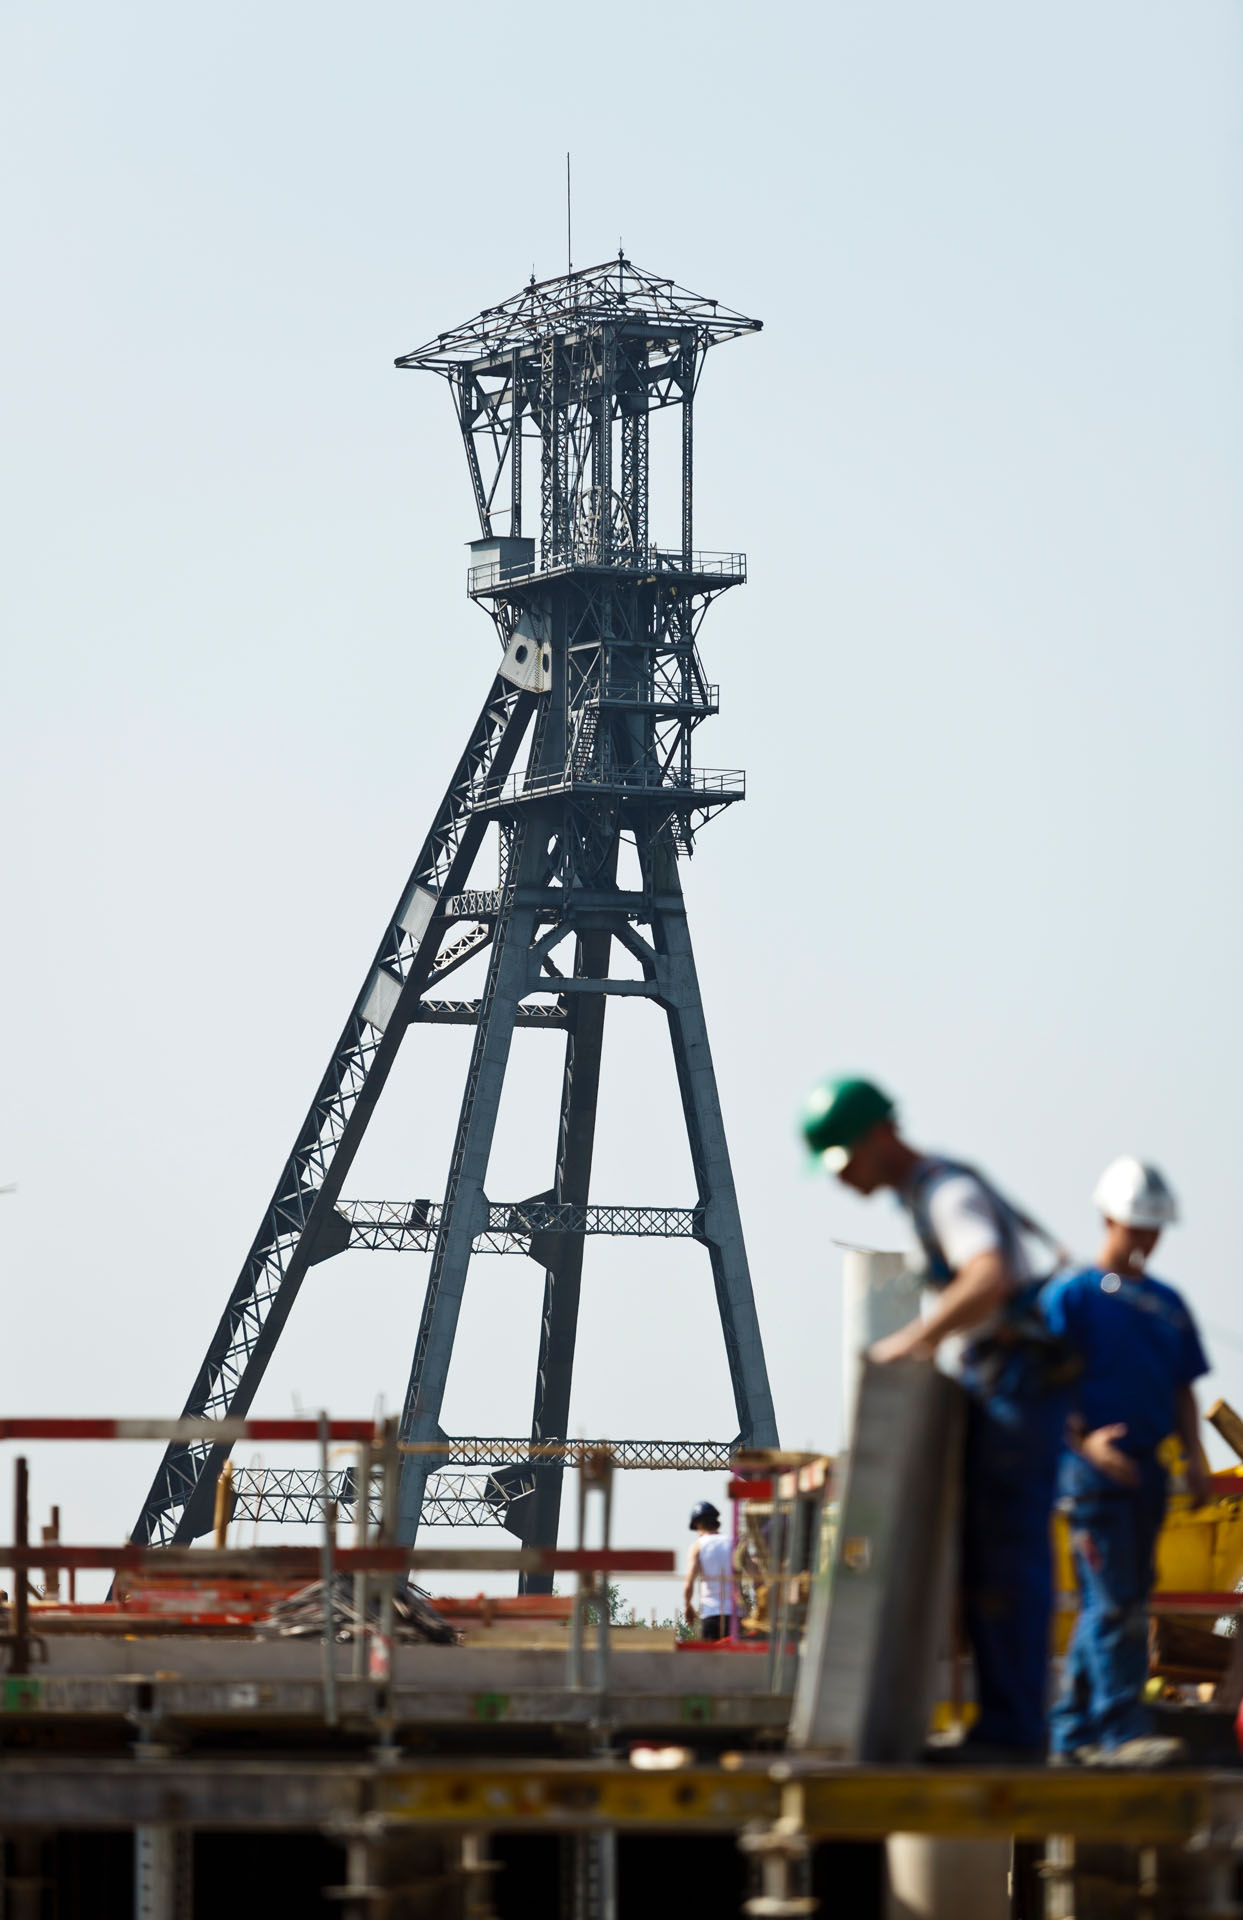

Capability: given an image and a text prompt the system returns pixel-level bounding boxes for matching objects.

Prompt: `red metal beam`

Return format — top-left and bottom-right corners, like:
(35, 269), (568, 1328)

(1, 1545), (675, 1576)
(1148, 1592), (1243, 1616)
(0, 1419), (376, 1443)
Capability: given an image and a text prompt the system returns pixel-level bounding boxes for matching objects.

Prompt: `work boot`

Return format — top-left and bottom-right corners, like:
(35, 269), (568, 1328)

(923, 1726), (968, 1753)
(922, 1734), (1045, 1767)
(1084, 1736), (1188, 1770)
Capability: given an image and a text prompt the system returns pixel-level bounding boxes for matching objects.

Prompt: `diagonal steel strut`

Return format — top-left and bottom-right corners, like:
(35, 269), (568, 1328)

(129, 678), (537, 1546)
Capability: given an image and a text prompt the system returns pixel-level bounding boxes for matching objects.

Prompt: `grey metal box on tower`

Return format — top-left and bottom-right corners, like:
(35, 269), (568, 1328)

(130, 257), (779, 1586)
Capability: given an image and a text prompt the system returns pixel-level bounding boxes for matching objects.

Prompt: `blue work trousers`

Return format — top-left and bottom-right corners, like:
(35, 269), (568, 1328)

(1049, 1457), (1167, 1755)
(961, 1389), (1065, 1754)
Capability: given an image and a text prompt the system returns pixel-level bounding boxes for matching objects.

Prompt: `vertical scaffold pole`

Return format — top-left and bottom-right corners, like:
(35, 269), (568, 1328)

(133, 1826), (190, 1920)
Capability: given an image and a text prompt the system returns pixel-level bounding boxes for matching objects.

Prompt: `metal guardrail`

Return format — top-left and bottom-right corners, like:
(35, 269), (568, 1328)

(596, 679), (719, 710)
(480, 765), (745, 808)
(468, 548), (746, 594)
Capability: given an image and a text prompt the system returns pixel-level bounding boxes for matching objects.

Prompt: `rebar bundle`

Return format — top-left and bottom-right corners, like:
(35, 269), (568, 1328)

(257, 1574), (459, 1645)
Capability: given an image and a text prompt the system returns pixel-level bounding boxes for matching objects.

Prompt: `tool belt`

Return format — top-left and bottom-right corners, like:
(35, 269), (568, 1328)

(964, 1282), (1082, 1398)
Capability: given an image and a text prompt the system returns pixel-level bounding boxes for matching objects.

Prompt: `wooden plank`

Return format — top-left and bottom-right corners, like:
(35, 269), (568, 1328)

(1207, 1399), (1243, 1465)
(0, 1675), (791, 1732)
(794, 1769), (1212, 1843)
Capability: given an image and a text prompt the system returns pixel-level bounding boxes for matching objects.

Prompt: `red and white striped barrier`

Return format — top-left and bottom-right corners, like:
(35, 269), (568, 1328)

(0, 1418), (375, 1443)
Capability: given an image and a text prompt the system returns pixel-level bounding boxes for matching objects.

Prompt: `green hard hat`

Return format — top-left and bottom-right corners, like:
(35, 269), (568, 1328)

(801, 1076), (895, 1172)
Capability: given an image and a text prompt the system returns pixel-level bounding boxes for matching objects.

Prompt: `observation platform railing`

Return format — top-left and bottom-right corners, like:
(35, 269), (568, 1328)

(595, 676), (719, 710)
(468, 547), (746, 595)
(479, 763), (745, 808)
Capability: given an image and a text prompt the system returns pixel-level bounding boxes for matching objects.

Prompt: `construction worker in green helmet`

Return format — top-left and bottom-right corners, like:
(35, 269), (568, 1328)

(802, 1075), (1074, 1760)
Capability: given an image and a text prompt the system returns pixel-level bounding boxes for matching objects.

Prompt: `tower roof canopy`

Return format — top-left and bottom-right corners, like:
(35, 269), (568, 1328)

(396, 257), (761, 372)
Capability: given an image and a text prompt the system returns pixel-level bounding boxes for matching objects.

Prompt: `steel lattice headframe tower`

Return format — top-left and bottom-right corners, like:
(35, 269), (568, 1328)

(130, 256), (779, 1575)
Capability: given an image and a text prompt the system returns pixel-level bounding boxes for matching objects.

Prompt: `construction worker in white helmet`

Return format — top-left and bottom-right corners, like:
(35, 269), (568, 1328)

(1041, 1158), (1210, 1765)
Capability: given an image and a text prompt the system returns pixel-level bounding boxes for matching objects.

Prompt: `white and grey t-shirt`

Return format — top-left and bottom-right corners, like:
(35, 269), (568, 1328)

(921, 1171), (1034, 1282)
(901, 1158), (1036, 1374)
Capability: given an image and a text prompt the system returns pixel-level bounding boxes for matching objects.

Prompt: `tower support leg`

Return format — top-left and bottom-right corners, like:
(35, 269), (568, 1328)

(520, 926), (611, 1591)
(651, 842), (777, 1448)
(396, 822), (543, 1540)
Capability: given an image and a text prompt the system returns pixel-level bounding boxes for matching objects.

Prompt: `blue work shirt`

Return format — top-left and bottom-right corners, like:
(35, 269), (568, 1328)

(1040, 1266), (1208, 1461)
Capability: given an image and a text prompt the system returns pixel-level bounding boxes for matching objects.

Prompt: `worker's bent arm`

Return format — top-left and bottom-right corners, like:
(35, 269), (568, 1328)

(1068, 1416), (1140, 1488)
(1176, 1383), (1210, 1507)
(870, 1250), (1013, 1364)
(682, 1541), (701, 1621)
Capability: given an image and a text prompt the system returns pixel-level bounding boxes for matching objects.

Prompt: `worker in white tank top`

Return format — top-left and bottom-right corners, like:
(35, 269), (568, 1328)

(682, 1500), (733, 1641)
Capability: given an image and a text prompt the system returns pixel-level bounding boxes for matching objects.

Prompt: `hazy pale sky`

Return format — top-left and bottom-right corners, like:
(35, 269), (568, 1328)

(3, 2), (1241, 1597)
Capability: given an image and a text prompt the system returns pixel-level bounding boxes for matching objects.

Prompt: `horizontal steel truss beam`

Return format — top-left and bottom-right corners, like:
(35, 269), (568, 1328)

(415, 983), (656, 1019)
(412, 999), (568, 1028)
(336, 1199), (705, 1255)
(233, 1437), (733, 1526)
(401, 1437), (735, 1468)
(433, 889), (687, 927)
(232, 1467), (524, 1530)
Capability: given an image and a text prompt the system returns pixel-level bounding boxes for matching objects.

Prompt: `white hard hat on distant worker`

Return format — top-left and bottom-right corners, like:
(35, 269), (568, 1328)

(1092, 1157), (1179, 1230)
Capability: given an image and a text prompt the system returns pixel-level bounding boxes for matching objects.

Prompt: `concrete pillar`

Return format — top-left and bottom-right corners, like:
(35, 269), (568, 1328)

(886, 1836), (1012, 1920)
(841, 1247), (922, 1442)
(6, 1833), (49, 1920)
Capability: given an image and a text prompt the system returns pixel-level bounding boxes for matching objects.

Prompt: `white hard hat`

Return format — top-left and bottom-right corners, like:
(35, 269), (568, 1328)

(1092, 1156), (1179, 1229)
